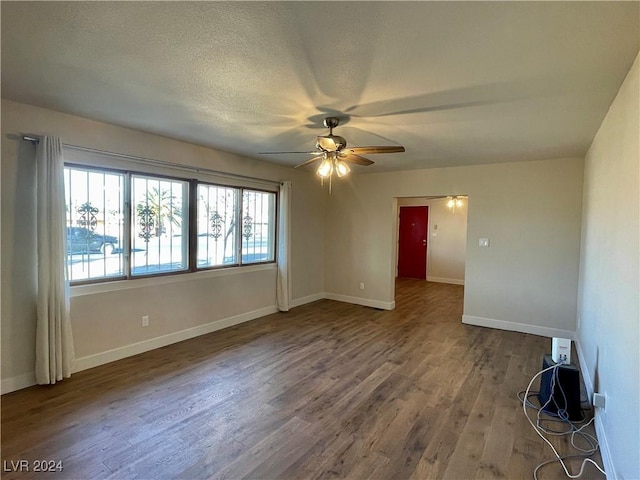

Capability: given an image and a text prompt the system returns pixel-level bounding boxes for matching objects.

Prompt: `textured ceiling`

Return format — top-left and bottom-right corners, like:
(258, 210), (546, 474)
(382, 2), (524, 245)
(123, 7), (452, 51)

(2, 2), (639, 172)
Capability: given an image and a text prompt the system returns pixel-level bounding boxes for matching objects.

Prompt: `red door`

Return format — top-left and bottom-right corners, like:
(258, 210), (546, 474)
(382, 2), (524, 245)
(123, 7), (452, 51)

(398, 206), (428, 279)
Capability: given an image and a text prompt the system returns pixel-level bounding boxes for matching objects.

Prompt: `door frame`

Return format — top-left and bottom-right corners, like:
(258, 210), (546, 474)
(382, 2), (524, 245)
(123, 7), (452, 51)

(391, 195), (469, 303)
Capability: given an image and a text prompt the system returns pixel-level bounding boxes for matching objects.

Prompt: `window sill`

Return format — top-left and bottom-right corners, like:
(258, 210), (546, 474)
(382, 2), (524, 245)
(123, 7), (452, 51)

(70, 263), (277, 297)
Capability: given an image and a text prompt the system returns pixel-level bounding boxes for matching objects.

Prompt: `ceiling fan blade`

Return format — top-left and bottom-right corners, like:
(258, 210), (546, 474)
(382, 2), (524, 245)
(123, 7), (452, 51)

(294, 155), (325, 169)
(340, 153), (374, 166)
(259, 151), (319, 155)
(345, 146), (405, 155)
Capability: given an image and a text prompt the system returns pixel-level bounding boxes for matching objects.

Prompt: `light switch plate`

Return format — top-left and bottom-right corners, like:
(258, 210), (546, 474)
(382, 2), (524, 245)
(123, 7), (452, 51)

(479, 238), (490, 247)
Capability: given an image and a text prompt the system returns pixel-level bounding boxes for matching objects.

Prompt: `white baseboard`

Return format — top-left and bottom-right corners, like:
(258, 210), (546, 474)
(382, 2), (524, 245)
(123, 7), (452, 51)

(1, 372), (37, 395)
(594, 411), (615, 479)
(325, 292), (395, 311)
(462, 315), (575, 339)
(292, 292), (396, 311)
(427, 276), (465, 285)
(574, 338), (614, 479)
(574, 338), (593, 397)
(290, 292), (325, 308)
(74, 305), (279, 372)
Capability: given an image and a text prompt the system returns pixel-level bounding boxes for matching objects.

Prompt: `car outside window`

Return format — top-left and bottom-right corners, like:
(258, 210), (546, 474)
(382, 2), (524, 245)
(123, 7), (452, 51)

(64, 167), (125, 282)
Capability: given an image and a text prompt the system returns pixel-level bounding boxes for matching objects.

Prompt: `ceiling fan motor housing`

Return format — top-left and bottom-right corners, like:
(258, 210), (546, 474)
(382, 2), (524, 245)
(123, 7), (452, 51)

(316, 134), (347, 152)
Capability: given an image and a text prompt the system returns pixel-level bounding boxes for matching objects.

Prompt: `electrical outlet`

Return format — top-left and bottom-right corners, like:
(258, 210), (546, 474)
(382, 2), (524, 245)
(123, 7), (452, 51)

(359, 283), (365, 290)
(142, 315), (149, 327)
(593, 392), (606, 409)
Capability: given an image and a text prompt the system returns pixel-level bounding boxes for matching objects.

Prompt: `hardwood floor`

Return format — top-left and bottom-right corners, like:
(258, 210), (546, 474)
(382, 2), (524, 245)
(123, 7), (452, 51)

(1, 279), (604, 479)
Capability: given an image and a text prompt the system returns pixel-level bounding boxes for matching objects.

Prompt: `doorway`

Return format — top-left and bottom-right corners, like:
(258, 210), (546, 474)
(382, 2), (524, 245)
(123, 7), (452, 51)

(394, 196), (468, 290)
(397, 206), (428, 279)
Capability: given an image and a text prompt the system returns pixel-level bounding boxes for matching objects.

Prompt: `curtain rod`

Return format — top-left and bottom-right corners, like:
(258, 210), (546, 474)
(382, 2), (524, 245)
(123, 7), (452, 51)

(22, 135), (282, 187)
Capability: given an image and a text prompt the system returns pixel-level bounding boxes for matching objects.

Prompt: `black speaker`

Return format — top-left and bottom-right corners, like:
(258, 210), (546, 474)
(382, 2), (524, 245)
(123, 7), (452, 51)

(538, 354), (582, 421)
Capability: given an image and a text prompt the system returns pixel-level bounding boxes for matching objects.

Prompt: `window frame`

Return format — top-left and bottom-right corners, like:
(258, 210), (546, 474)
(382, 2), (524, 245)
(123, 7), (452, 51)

(194, 181), (278, 272)
(239, 187), (278, 266)
(64, 163), (129, 285)
(64, 163), (278, 286)
(130, 172), (190, 278)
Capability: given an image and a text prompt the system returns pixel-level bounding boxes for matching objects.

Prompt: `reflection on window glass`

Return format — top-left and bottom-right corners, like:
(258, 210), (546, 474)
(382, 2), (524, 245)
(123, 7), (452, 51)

(197, 184), (238, 267)
(64, 167), (125, 282)
(131, 175), (188, 276)
(241, 190), (276, 264)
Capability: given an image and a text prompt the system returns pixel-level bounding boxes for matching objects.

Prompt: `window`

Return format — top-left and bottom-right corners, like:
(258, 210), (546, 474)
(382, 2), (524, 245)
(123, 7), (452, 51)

(241, 190), (276, 264)
(132, 175), (188, 276)
(64, 167), (125, 283)
(63, 164), (277, 284)
(195, 186), (276, 268)
(197, 184), (238, 268)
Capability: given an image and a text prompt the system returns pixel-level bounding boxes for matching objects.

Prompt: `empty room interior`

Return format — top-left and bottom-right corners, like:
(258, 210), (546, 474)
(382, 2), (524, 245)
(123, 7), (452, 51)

(1, 2), (638, 480)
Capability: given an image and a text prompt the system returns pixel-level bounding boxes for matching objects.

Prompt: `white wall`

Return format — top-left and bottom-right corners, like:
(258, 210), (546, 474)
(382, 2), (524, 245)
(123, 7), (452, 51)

(396, 197), (467, 284)
(325, 157), (584, 337)
(1, 99), (326, 391)
(577, 53), (639, 480)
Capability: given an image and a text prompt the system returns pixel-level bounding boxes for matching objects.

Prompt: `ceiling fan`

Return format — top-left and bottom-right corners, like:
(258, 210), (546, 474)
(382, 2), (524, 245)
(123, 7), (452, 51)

(259, 116), (405, 181)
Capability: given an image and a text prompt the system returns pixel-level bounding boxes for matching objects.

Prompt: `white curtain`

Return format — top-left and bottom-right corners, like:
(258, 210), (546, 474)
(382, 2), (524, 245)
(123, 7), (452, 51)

(35, 136), (75, 384)
(276, 181), (291, 311)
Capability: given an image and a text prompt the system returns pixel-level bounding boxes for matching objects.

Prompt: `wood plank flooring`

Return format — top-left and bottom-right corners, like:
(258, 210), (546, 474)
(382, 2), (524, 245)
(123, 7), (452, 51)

(1, 279), (605, 479)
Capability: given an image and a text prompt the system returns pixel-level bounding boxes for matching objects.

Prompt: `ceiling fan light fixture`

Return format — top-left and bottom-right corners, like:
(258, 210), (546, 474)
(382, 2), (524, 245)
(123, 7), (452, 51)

(316, 157), (333, 178)
(335, 160), (351, 177)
